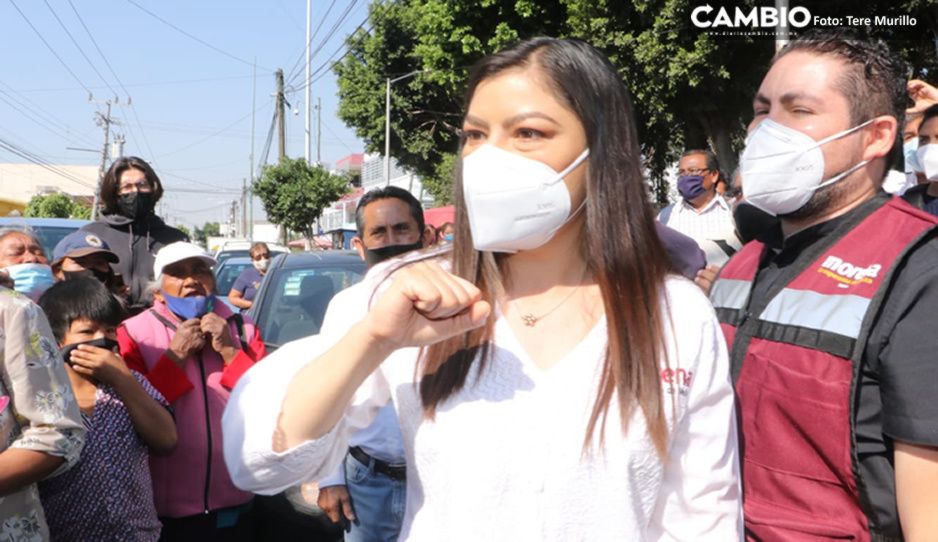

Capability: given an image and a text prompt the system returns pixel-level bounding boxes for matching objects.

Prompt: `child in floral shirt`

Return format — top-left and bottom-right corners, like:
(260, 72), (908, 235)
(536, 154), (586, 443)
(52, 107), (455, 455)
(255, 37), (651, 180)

(38, 278), (176, 541)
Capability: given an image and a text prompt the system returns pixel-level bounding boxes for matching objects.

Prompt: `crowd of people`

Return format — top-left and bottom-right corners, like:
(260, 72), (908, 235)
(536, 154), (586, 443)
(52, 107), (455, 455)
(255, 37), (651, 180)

(3, 28), (938, 542)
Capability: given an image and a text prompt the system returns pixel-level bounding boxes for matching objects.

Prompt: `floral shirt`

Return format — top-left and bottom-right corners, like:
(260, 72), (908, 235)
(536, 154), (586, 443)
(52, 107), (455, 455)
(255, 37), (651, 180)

(0, 288), (85, 542)
(39, 371), (167, 541)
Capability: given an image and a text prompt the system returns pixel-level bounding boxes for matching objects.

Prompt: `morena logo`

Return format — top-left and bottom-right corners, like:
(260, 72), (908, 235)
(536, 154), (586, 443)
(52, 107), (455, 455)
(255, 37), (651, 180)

(691, 4), (812, 29)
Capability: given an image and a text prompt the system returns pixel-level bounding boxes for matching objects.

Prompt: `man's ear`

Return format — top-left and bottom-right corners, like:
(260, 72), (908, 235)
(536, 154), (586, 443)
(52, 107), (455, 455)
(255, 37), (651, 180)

(421, 226), (435, 248)
(351, 236), (366, 262)
(862, 115), (900, 162)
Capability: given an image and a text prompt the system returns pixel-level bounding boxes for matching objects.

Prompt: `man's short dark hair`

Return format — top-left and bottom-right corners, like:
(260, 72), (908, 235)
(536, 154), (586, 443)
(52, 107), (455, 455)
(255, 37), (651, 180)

(39, 278), (126, 343)
(921, 104), (938, 130)
(774, 29), (907, 171)
(681, 149), (720, 173)
(355, 186), (425, 237)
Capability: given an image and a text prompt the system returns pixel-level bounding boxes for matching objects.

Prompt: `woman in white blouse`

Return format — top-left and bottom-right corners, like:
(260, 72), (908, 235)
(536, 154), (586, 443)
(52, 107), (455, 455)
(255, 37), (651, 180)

(223, 37), (741, 541)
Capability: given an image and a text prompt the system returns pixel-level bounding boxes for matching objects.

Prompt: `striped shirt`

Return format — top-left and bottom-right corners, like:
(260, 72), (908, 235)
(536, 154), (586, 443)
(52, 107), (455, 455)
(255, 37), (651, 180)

(659, 195), (741, 266)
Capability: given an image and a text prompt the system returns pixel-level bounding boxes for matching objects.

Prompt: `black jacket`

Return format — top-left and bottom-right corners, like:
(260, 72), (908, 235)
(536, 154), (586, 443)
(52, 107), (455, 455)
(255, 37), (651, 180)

(80, 212), (188, 313)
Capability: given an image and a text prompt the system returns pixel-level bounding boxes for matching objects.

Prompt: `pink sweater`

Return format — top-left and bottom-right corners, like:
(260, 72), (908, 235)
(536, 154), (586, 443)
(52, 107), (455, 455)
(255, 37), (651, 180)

(119, 300), (266, 518)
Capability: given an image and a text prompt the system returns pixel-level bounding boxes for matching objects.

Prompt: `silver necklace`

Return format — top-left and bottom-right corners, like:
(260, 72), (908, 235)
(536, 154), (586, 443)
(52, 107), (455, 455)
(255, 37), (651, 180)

(514, 266), (589, 327)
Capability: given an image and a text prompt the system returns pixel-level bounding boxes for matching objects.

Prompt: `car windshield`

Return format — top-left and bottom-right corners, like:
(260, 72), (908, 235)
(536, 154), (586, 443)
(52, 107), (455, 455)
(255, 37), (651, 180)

(217, 249), (284, 267)
(33, 226), (82, 260)
(214, 260), (253, 296)
(255, 264), (365, 349)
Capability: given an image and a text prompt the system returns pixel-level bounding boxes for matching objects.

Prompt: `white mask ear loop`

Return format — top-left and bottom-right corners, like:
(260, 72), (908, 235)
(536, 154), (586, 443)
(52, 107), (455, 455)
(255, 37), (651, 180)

(810, 118), (875, 150)
(549, 150), (591, 236)
(548, 149), (591, 185)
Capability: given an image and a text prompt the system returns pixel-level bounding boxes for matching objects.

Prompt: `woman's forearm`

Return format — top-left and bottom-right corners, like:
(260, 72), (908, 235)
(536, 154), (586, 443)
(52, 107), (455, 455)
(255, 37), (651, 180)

(274, 322), (394, 452)
(0, 448), (64, 496)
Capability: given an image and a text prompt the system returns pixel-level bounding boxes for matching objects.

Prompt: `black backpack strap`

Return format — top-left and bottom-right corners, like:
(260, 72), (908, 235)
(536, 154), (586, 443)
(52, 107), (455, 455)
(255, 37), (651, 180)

(228, 313), (249, 352)
(148, 308), (178, 331)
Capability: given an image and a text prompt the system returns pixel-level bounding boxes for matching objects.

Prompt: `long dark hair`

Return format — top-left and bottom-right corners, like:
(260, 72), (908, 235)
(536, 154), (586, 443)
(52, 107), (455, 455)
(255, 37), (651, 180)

(419, 38), (674, 455)
(100, 156), (164, 214)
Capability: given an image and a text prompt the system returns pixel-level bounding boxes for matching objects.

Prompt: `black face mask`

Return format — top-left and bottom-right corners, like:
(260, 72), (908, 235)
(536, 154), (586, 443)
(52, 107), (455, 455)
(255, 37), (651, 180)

(117, 191), (155, 221)
(733, 202), (780, 244)
(363, 241), (423, 268)
(63, 268), (112, 284)
(60, 337), (119, 366)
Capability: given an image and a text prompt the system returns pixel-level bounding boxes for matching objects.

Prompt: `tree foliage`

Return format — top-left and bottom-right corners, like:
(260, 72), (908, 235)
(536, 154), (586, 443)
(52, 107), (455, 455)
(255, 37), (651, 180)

(24, 193), (91, 219)
(192, 222), (220, 247)
(335, 0), (938, 205)
(253, 158), (350, 240)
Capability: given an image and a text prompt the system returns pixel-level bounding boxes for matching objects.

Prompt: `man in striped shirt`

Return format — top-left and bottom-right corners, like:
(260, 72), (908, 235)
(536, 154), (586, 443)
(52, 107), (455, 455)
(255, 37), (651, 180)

(658, 149), (741, 266)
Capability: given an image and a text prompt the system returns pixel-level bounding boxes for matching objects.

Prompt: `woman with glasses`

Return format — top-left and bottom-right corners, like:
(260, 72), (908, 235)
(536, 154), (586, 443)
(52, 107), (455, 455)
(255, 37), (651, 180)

(80, 157), (188, 315)
(228, 242), (271, 311)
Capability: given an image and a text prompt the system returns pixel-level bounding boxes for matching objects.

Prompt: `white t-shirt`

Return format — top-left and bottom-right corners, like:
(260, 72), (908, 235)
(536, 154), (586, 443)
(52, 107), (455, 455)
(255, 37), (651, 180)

(223, 270), (742, 541)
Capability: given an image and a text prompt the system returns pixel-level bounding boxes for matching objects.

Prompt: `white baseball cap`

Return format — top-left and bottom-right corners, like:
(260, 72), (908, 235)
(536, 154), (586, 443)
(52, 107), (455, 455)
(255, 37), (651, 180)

(153, 242), (216, 277)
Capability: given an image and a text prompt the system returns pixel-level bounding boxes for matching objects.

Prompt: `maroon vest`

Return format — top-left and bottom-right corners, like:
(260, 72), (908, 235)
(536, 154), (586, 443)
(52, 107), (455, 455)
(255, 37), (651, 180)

(710, 197), (937, 541)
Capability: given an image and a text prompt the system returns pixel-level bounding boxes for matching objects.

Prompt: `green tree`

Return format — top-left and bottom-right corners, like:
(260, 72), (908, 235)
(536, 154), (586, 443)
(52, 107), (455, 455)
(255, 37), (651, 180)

(175, 224), (191, 239)
(335, 0), (938, 205)
(253, 158), (350, 241)
(24, 193), (91, 219)
(193, 222), (220, 247)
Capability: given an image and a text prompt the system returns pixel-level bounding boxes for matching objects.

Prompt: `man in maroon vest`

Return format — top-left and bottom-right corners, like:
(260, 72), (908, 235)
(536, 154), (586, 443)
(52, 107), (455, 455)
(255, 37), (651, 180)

(711, 30), (938, 540)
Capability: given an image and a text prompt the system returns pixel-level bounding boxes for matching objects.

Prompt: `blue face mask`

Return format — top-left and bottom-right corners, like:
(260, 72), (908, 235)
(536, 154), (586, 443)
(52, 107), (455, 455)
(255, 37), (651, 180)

(904, 139), (920, 173)
(162, 292), (215, 320)
(4, 263), (55, 302)
(443, 234), (454, 242)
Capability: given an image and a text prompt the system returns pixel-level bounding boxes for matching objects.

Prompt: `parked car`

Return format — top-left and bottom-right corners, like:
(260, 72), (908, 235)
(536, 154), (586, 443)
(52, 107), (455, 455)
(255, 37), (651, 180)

(214, 256), (253, 297)
(246, 250), (366, 541)
(212, 256), (253, 312)
(0, 217), (90, 260)
(212, 239), (289, 267)
(248, 251), (366, 352)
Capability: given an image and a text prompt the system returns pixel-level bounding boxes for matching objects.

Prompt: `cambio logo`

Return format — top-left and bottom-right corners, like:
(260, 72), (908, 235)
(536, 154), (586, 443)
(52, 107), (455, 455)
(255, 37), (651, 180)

(691, 4), (812, 28)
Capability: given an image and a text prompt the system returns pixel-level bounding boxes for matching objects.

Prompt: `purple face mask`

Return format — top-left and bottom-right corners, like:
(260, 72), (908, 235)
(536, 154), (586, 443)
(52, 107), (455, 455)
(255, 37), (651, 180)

(677, 175), (707, 201)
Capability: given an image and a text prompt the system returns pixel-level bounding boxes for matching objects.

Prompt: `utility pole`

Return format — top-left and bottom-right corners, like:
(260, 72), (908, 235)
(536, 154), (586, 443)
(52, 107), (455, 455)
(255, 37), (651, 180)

(112, 134), (126, 159)
(249, 59), (256, 240)
(304, 0), (312, 165)
(241, 178), (248, 238)
(275, 69), (286, 162)
(316, 97), (322, 164)
(92, 100), (117, 221)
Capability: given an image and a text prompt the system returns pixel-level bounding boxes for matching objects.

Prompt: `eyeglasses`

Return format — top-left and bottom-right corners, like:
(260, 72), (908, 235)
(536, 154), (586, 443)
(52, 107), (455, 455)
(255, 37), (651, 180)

(252, 253), (270, 260)
(677, 167), (710, 177)
(118, 181), (152, 194)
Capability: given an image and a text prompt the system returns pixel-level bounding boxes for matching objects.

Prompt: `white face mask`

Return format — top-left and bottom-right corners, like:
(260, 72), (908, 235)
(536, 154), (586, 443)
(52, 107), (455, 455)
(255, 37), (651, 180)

(904, 139), (921, 173)
(462, 145), (589, 253)
(915, 144), (938, 182)
(252, 258), (269, 272)
(740, 118), (872, 216)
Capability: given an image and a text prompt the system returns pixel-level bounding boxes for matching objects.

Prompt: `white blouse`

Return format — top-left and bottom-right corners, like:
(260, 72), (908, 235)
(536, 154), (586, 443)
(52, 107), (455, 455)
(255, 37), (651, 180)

(222, 274), (742, 541)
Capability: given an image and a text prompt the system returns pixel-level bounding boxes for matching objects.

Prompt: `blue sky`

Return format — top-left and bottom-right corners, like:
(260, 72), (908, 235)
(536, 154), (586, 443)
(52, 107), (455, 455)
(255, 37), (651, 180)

(0, 0), (368, 230)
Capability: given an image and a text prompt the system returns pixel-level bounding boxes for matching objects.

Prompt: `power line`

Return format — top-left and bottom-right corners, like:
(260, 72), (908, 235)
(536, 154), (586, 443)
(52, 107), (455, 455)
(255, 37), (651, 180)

(283, 0), (339, 85)
(16, 74), (255, 93)
(159, 171), (242, 192)
(42, 0), (119, 97)
(0, 136), (96, 189)
(286, 0), (362, 88)
(0, 84), (99, 148)
(256, 109), (277, 178)
(67, 0), (157, 163)
(123, 0), (273, 72)
(155, 99), (273, 159)
(8, 0), (92, 95)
